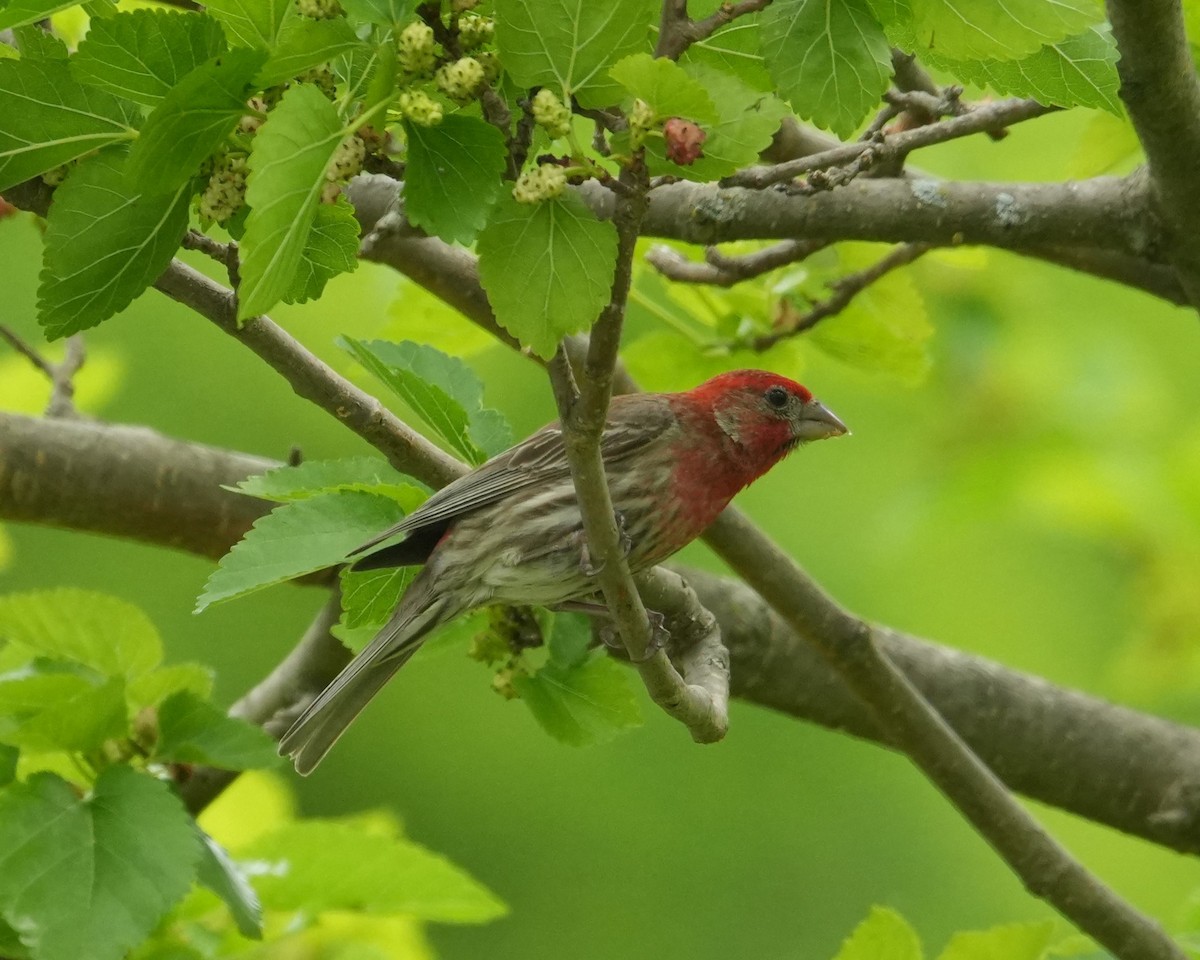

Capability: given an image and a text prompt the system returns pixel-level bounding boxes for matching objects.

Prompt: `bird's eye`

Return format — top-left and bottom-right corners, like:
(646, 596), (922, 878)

(765, 385), (789, 409)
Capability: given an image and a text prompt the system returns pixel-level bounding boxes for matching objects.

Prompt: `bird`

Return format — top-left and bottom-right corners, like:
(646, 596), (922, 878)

(280, 370), (848, 773)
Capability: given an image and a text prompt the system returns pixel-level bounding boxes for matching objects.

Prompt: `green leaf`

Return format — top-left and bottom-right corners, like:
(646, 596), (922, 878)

(339, 565), (416, 632)
(832, 906), (923, 960)
(197, 491), (406, 610)
(0, 671), (127, 753)
(936, 922), (1055, 960)
(0, 768), (200, 960)
(126, 48), (267, 195)
(0, 0), (84, 30)
(342, 0), (410, 26)
(232, 457), (420, 502)
(257, 13), (361, 87)
(0, 588), (161, 678)
(281, 195), (361, 304)
(477, 192), (619, 360)
(37, 150), (192, 338)
(760, 0), (891, 139)
(195, 830), (263, 939)
(241, 820), (507, 923)
(494, 0), (652, 107)
(908, 0), (1100, 61)
(680, 2), (772, 90)
(0, 57), (138, 191)
(609, 53), (719, 123)
(13, 24), (68, 59)
(0, 744), (16, 788)
(155, 691), (280, 770)
(513, 649), (642, 746)
(71, 10), (228, 106)
(239, 83), (347, 320)
(404, 114), (508, 246)
(340, 338), (513, 463)
(805, 244), (932, 384)
(203, 0), (290, 49)
(946, 26), (1120, 114)
(127, 662), (215, 708)
(651, 62), (790, 181)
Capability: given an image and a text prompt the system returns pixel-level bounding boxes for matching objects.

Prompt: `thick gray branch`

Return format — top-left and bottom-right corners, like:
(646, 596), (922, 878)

(1107, 0), (1200, 308)
(6, 409), (1200, 856)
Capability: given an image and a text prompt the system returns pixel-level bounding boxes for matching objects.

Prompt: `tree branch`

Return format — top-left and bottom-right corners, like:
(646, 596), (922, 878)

(644, 239), (828, 286)
(1106, 0), (1200, 309)
(0, 326), (85, 417)
(702, 510), (1184, 960)
(8, 409), (1200, 856)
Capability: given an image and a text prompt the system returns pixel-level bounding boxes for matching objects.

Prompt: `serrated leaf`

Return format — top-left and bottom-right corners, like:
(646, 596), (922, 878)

(197, 491), (406, 610)
(241, 820), (507, 922)
(281, 195), (361, 303)
(239, 84), (348, 320)
(909, 0), (1100, 61)
(478, 192), (619, 359)
(937, 922), (1055, 960)
(339, 565), (415, 633)
(335, 38), (394, 116)
(648, 62), (789, 181)
(126, 48), (266, 195)
(610, 52), (719, 123)
(0, 57), (138, 190)
(805, 243), (932, 384)
(71, 10), (228, 106)
(0, 588), (161, 678)
(547, 612), (592, 668)
(494, 0), (652, 107)
(232, 457), (420, 502)
(37, 150), (192, 338)
(203, 0), (290, 49)
(342, 0), (410, 25)
(195, 830), (263, 939)
(13, 24), (68, 59)
(257, 13), (361, 87)
(833, 906), (924, 960)
(340, 338), (513, 463)
(404, 114), (507, 245)
(513, 650), (642, 746)
(761, 0), (891, 139)
(680, 2), (772, 90)
(0, 0), (84, 30)
(0, 768), (200, 960)
(155, 691), (280, 770)
(0, 671), (127, 753)
(948, 26), (1119, 114)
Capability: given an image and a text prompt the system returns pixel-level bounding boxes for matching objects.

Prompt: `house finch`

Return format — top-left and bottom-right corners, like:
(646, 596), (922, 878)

(281, 370), (847, 773)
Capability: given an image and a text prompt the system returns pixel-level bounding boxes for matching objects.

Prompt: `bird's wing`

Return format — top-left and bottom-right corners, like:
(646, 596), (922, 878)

(350, 394), (677, 556)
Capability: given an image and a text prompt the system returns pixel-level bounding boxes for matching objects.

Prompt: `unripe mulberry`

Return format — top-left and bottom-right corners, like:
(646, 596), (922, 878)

(327, 135), (366, 181)
(435, 56), (485, 102)
(398, 89), (444, 126)
(296, 0), (343, 18)
(398, 21), (437, 75)
(512, 163), (567, 203)
(297, 64), (337, 99)
(199, 152), (249, 224)
(531, 88), (572, 139)
(457, 13), (494, 50)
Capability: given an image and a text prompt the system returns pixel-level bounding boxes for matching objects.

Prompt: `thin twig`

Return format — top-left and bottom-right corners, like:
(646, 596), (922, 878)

(655, 0), (773, 59)
(750, 242), (933, 349)
(0, 325), (84, 417)
(890, 49), (1006, 142)
(724, 98), (1053, 190)
(547, 159), (730, 742)
(645, 239), (827, 286)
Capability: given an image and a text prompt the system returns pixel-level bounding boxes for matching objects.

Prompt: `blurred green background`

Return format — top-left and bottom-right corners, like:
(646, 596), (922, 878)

(3, 105), (1199, 958)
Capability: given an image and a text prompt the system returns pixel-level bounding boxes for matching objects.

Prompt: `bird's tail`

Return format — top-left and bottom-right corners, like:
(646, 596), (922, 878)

(279, 585), (455, 775)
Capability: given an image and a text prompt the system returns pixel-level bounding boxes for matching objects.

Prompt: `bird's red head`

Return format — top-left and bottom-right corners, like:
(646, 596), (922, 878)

(676, 370), (848, 484)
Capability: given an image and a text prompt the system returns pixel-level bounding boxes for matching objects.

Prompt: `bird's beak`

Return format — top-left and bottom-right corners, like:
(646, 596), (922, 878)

(793, 400), (850, 441)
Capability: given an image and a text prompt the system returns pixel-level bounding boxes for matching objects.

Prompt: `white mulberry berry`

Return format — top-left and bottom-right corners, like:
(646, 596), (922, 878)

(512, 163), (567, 204)
(532, 89), (572, 139)
(199, 152), (249, 224)
(297, 0), (343, 18)
(399, 89), (444, 126)
(457, 13), (494, 50)
(327, 135), (366, 181)
(398, 21), (437, 75)
(435, 56), (485, 102)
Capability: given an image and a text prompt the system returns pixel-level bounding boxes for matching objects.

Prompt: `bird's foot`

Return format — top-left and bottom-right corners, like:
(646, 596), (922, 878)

(599, 609), (669, 663)
(573, 512), (631, 577)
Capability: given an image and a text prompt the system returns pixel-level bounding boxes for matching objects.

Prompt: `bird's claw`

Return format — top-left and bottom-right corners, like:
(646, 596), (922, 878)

(574, 512), (631, 577)
(599, 610), (670, 663)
